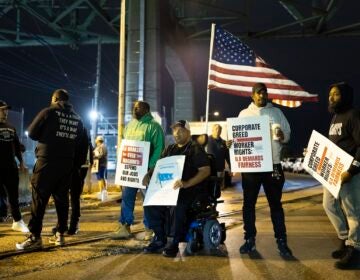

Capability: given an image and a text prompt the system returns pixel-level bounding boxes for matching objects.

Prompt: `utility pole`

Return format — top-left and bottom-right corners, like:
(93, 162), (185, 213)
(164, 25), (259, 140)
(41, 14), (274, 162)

(91, 37), (102, 144)
(117, 0), (126, 150)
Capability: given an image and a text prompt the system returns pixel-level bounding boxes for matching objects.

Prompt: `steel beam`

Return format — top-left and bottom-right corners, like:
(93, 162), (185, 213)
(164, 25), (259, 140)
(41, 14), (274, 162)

(84, 0), (118, 34)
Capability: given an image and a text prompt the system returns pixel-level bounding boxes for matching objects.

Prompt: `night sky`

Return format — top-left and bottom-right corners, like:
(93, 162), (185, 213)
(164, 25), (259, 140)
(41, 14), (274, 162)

(1, 1), (360, 156)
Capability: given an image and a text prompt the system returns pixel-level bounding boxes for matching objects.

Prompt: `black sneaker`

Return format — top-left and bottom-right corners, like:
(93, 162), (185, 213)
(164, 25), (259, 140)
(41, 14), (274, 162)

(67, 224), (79, 235)
(277, 238), (293, 257)
(16, 234), (43, 251)
(332, 239), (346, 259)
(239, 237), (256, 254)
(51, 226), (57, 235)
(163, 243), (179, 258)
(335, 246), (360, 269)
(143, 237), (166, 254)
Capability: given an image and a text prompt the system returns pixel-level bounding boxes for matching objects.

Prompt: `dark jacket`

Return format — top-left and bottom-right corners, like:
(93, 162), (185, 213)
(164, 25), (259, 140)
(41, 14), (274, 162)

(0, 122), (23, 168)
(28, 101), (84, 160)
(74, 127), (92, 169)
(329, 108), (360, 175)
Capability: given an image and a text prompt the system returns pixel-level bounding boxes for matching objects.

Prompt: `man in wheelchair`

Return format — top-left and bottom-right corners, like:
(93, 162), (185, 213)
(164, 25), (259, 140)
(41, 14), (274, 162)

(143, 120), (211, 257)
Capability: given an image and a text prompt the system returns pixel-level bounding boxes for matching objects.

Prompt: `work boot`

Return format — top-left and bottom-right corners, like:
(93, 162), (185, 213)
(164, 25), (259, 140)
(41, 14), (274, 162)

(335, 246), (360, 269)
(110, 223), (131, 240)
(48, 232), (65, 246)
(239, 237), (256, 254)
(144, 227), (154, 241)
(162, 242), (179, 258)
(143, 236), (166, 254)
(277, 238), (293, 257)
(332, 239), (346, 259)
(16, 234), (43, 251)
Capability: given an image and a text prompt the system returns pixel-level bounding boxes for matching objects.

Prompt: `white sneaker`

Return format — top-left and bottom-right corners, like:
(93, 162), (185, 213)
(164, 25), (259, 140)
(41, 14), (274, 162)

(12, 219), (30, 233)
(16, 234), (43, 251)
(101, 190), (108, 202)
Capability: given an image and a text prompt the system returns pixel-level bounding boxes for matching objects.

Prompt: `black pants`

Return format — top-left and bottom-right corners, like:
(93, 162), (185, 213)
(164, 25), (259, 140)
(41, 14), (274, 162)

(69, 167), (87, 226)
(241, 164), (287, 240)
(0, 184), (7, 217)
(29, 159), (73, 237)
(144, 188), (197, 244)
(0, 168), (22, 221)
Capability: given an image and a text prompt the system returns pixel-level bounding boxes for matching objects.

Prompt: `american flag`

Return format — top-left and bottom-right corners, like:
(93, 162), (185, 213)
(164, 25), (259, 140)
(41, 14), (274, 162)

(207, 25), (318, 107)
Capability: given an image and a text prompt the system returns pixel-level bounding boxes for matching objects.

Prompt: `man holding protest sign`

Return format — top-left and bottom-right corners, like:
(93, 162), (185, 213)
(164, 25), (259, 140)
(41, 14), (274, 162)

(234, 83), (292, 257)
(111, 101), (164, 241)
(323, 82), (360, 269)
(143, 120), (211, 257)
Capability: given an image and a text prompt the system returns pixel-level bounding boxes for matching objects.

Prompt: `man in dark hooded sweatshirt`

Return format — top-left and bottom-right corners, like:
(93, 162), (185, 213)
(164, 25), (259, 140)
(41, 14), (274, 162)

(16, 89), (84, 250)
(324, 82), (360, 269)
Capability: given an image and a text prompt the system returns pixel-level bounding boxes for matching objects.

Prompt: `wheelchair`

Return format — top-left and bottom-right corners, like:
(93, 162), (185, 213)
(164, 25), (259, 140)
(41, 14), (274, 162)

(184, 155), (226, 255)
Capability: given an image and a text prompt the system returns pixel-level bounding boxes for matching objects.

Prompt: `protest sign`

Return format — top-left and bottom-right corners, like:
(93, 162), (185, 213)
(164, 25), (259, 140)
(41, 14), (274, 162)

(227, 116), (273, 172)
(143, 155), (185, 206)
(304, 130), (353, 198)
(115, 139), (150, 189)
(91, 159), (99, 174)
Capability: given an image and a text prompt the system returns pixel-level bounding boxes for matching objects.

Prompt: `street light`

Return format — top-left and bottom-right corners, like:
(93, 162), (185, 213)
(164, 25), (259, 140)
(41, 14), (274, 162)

(213, 111), (220, 117)
(89, 110), (99, 121)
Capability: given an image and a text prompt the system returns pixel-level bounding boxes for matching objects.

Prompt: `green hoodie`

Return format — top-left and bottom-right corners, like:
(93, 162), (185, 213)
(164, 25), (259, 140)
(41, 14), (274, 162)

(123, 112), (165, 169)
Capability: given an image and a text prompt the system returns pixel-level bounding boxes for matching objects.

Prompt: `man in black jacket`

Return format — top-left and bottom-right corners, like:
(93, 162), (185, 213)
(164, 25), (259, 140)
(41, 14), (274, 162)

(16, 89), (85, 250)
(324, 82), (360, 269)
(0, 100), (29, 232)
(143, 120), (210, 258)
(51, 127), (92, 235)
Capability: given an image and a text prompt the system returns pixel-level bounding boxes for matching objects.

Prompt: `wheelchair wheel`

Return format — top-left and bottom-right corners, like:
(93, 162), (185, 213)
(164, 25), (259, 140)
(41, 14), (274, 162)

(202, 219), (222, 250)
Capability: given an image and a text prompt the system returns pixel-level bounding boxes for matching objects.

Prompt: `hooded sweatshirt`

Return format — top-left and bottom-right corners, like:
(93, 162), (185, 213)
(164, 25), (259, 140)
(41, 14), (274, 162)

(328, 83), (360, 175)
(123, 112), (165, 169)
(28, 101), (84, 160)
(239, 102), (291, 164)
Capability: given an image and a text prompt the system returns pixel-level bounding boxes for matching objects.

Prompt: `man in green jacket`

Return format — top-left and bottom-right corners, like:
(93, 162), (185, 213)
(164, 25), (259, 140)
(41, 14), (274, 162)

(111, 101), (165, 240)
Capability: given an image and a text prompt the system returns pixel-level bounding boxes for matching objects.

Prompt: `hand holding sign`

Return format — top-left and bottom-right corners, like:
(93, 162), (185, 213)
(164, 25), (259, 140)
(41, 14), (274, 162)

(303, 130), (353, 198)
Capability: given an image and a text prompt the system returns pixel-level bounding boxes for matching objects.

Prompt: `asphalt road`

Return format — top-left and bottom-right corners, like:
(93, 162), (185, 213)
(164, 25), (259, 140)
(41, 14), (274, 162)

(0, 173), (359, 279)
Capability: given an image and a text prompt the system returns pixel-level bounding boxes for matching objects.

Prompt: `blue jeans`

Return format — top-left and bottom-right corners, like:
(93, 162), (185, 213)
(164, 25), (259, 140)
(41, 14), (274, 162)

(119, 186), (148, 228)
(323, 173), (360, 249)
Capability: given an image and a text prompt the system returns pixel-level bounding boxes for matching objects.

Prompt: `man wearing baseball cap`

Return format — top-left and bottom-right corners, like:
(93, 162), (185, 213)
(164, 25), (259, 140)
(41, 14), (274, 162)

(0, 100), (29, 233)
(235, 82), (292, 257)
(143, 120), (211, 257)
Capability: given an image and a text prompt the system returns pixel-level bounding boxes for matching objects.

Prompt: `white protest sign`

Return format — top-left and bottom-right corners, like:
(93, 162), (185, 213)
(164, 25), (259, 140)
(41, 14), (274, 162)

(143, 155), (185, 206)
(304, 130), (353, 198)
(115, 139), (150, 189)
(227, 116), (273, 172)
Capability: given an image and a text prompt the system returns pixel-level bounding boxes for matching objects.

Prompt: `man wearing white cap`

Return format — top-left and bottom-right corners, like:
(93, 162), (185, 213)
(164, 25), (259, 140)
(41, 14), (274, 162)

(93, 135), (108, 201)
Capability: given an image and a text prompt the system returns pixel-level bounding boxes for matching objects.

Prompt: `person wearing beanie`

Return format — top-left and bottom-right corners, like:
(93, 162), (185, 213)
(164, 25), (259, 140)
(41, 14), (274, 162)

(0, 100), (29, 233)
(324, 82), (360, 269)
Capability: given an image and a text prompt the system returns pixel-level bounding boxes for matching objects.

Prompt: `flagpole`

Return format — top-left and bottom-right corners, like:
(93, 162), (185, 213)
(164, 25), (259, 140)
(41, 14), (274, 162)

(205, 23), (216, 133)
(117, 0), (126, 151)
